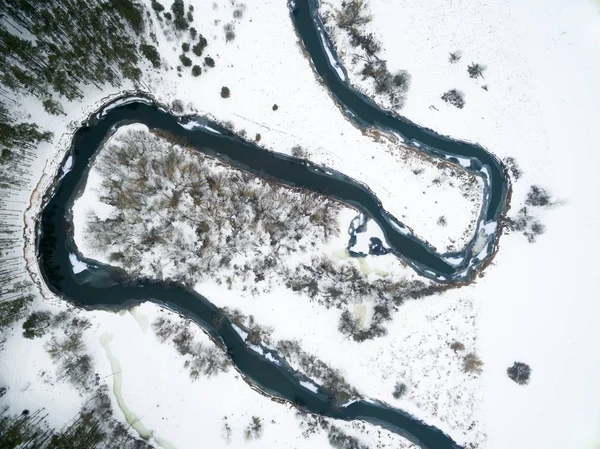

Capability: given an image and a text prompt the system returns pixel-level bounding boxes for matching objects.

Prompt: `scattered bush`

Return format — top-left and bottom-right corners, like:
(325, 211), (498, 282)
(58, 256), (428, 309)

(467, 62), (485, 79)
(244, 416), (263, 441)
(221, 86), (230, 98)
(233, 4), (246, 19)
(328, 425), (369, 449)
(171, 99), (184, 113)
(276, 339), (359, 407)
(191, 65), (202, 76)
(255, 133), (261, 141)
(335, 0), (372, 29)
(204, 56), (215, 67)
(503, 156), (522, 181)
(152, 316), (229, 379)
(272, 104), (278, 111)
(291, 145), (306, 158)
(348, 28), (380, 56)
(450, 341), (465, 352)
(463, 352), (483, 375)
(182, 42), (190, 52)
(224, 23), (235, 42)
(163, 11), (172, 20)
(441, 89), (465, 109)
(189, 27), (197, 40)
(449, 51), (461, 63)
(506, 207), (546, 243)
(525, 185), (552, 207)
(437, 216), (447, 226)
(392, 381), (407, 399)
(507, 362), (531, 385)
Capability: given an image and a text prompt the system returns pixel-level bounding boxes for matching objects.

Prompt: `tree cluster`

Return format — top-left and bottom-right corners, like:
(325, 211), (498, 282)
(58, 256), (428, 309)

(506, 185), (555, 243)
(441, 89), (465, 109)
(243, 416), (263, 441)
(0, 386), (154, 449)
(86, 129), (340, 291)
(0, 0), (146, 104)
(332, 0), (411, 109)
(285, 255), (441, 340)
(152, 315), (230, 380)
(276, 339), (359, 407)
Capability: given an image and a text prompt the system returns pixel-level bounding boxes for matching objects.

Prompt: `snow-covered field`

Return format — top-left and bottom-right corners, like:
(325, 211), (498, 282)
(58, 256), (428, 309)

(0, 299), (418, 449)
(2, 0), (599, 449)
(320, 0), (600, 448)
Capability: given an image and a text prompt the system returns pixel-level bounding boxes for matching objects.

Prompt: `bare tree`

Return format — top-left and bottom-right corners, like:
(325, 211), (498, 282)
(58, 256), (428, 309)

(335, 0), (372, 29)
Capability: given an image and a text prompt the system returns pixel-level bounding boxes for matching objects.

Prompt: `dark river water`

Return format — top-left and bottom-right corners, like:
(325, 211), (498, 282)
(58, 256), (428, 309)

(35, 1), (511, 448)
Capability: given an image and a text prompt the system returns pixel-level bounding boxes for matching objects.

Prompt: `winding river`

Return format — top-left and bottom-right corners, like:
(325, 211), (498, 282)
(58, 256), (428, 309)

(34, 1), (510, 448)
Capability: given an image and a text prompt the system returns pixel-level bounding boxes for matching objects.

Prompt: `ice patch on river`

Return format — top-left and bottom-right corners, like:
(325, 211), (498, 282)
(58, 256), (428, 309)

(68, 253), (88, 274)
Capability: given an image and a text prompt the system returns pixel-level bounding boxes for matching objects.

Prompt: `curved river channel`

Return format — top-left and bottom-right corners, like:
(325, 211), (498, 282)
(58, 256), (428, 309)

(35, 1), (510, 448)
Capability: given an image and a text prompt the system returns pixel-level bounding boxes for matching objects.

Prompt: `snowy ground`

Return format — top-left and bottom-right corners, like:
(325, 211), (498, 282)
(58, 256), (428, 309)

(0, 299), (418, 449)
(318, 0), (600, 448)
(3, 0), (599, 449)
(72, 125), (485, 447)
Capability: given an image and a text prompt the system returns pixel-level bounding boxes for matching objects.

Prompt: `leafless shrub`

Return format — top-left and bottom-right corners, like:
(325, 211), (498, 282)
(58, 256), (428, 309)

(335, 0), (372, 28)
(463, 352), (483, 375)
(244, 416), (263, 440)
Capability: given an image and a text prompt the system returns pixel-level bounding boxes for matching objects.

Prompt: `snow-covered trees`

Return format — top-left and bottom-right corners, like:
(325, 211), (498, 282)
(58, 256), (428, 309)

(335, 0), (372, 29)
(506, 185), (555, 243)
(86, 129), (340, 288)
(151, 315), (230, 380)
(328, 0), (411, 109)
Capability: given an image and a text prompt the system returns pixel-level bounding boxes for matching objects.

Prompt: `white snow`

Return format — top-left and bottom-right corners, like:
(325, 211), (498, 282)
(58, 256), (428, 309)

(300, 380), (320, 394)
(5, 0), (599, 449)
(68, 253), (88, 274)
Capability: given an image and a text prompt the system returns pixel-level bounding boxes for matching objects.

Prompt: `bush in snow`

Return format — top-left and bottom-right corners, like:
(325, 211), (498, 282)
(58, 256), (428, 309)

(182, 42), (190, 52)
(348, 28), (381, 56)
(467, 62), (486, 79)
(450, 341), (465, 352)
(392, 381), (407, 399)
(462, 352), (483, 375)
(507, 362), (531, 385)
(171, 99), (184, 112)
(221, 86), (231, 98)
(224, 23), (236, 42)
(152, 316), (229, 379)
(503, 156), (522, 181)
(328, 425), (369, 449)
(191, 65), (201, 76)
(335, 0), (372, 29)
(448, 51), (462, 63)
(525, 185), (553, 207)
(441, 89), (465, 109)
(276, 339), (360, 407)
(244, 416), (263, 441)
